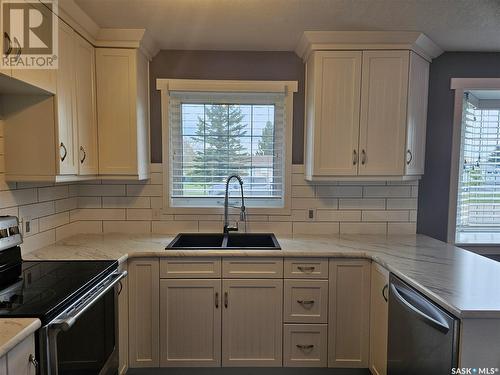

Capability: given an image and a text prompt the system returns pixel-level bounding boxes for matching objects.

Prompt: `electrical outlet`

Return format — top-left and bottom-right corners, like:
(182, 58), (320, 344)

(307, 208), (316, 221)
(22, 217), (32, 234)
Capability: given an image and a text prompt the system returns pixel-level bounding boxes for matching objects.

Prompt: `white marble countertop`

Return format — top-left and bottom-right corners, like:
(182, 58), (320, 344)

(25, 233), (500, 319)
(0, 318), (40, 358)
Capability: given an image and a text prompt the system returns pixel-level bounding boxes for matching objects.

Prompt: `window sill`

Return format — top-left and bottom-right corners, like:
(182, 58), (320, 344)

(456, 232), (500, 246)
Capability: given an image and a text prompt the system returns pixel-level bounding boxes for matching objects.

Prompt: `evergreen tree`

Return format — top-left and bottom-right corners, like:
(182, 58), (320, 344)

(256, 121), (274, 156)
(190, 104), (248, 184)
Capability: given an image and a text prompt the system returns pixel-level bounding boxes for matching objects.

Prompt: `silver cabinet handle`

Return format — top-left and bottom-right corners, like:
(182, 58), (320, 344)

(215, 292), (219, 309)
(361, 149), (367, 165)
(297, 266), (315, 273)
(60, 142), (67, 162)
(29, 354), (38, 369)
(4, 32), (12, 56)
(382, 284), (388, 302)
(224, 291), (228, 308)
(406, 149), (413, 165)
(352, 149), (358, 165)
(297, 300), (315, 306)
(80, 146), (86, 164)
(296, 344), (314, 350)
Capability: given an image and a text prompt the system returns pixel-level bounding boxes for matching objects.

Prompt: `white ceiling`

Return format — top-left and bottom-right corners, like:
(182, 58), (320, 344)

(74, 0), (500, 53)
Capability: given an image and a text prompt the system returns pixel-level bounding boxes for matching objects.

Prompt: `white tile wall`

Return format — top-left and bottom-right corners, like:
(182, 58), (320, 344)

(0, 135), (420, 254)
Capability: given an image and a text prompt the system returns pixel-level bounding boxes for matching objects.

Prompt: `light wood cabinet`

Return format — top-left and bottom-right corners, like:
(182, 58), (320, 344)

(118, 262), (129, 375)
(160, 279), (221, 367)
(95, 48), (150, 180)
(1, 334), (37, 375)
(284, 279), (328, 324)
(283, 324), (327, 367)
(74, 33), (98, 175)
(369, 263), (389, 375)
(4, 22), (99, 182)
(328, 259), (371, 368)
(128, 258), (159, 368)
(304, 50), (430, 181)
(222, 279), (283, 367)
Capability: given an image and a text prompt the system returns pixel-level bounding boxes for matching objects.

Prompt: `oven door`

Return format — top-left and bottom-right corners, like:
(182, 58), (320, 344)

(40, 271), (126, 375)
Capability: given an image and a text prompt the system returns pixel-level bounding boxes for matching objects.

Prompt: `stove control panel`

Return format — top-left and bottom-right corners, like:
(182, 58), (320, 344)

(0, 216), (22, 252)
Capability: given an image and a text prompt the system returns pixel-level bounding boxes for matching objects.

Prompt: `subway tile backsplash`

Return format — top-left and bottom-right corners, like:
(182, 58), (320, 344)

(0, 146), (419, 253)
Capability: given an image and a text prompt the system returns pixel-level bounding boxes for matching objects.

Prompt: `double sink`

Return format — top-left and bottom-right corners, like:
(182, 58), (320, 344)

(166, 233), (281, 250)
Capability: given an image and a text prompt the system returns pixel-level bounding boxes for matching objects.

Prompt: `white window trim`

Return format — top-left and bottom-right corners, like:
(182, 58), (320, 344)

(448, 78), (500, 245)
(157, 79), (298, 216)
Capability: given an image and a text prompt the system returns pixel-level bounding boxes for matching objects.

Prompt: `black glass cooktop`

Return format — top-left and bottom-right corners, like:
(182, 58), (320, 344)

(0, 260), (117, 324)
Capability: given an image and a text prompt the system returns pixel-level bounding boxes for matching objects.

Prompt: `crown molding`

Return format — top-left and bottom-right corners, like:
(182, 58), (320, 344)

(295, 31), (443, 62)
(58, 0), (160, 60)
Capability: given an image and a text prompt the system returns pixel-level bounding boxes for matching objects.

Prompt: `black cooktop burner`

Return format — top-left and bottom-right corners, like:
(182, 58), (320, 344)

(0, 260), (117, 324)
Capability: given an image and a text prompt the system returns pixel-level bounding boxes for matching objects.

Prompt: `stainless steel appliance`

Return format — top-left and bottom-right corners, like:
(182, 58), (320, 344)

(387, 274), (459, 374)
(0, 216), (126, 375)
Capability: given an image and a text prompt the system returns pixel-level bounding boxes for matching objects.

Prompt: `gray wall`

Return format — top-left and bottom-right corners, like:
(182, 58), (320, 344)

(417, 52), (500, 242)
(149, 50), (305, 164)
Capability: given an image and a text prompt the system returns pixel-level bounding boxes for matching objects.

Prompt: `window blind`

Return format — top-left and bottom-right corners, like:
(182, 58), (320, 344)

(456, 93), (500, 234)
(168, 91), (286, 208)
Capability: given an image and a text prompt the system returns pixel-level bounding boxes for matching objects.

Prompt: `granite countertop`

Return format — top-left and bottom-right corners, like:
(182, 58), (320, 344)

(25, 233), (500, 319)
(0, 318), (40, 358)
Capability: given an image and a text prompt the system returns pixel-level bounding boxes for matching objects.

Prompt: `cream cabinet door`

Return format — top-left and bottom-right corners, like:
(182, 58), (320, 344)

(160, 279), (221, 367)
(96, 48), (138, 175)
(369, 263), (389, 375)
(305, 51), (362, 178)
(358, 51), (409, 176)
(74, 34), (98, 175)
(405, 52), (429, 175)
(222, 279), (283, 367)
(128, 258), (159, 368)
(118, 262), (128, 375)
(55, 22), (78, 175)
(6, 335), (36, 375)
(328, 259), (371, 368)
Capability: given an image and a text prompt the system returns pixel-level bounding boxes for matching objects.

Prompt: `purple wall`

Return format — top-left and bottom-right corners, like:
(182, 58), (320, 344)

(417, 52), (500, 242)
(149, 50), (305, 164)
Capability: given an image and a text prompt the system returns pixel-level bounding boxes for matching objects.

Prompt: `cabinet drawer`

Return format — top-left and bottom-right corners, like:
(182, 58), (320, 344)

(284, 280), (328, 323)
(222, 258), (283, 278)
(160, 258), (221, 278)
(284, 324), (327, 367)
(284, 258), (328, 278)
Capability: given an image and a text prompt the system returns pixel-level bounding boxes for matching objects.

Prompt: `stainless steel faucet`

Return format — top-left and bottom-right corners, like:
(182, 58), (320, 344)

(223, 174), (246, 233)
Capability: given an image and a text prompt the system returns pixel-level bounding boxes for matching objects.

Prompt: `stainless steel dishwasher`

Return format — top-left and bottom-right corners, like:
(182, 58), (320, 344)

(387, 274), (459, 374)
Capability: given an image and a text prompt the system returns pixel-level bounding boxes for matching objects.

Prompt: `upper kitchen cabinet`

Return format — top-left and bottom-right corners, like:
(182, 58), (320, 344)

(95, 48), (150, 180)
(297, 31), (442, 181)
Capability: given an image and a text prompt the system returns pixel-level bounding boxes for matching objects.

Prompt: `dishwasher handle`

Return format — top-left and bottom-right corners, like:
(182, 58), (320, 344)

(390, 283), (450, 334)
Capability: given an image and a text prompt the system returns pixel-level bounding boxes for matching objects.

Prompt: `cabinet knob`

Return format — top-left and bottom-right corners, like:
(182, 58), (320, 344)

(80, 146), (86, 164)
(352, 150), (358, 165)
(60, 142), (67, 162)
(361, 149), (366, 165)
(382, 284), (388, 302)
(29, 354), (38, 369)
(406, 149), (413, 165)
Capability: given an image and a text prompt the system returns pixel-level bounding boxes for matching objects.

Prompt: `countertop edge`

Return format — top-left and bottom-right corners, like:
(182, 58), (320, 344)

(0, 318), (41, 358)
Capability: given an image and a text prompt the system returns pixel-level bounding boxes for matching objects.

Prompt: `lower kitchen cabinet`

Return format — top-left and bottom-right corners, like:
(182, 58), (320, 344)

(159, 279), (221, 367)
(328, 259), (371, 368)
(128, 258), (159, 368)
(0, 334), (37, 375)
(283, 324), (328, 367)
(118, 262), (129, 375)
(369, 263), (389, 375)
(222, 279), (283, 367)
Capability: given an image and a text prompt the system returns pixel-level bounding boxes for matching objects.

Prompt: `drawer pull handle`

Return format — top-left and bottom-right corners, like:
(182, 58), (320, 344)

(297, 266), (315, 273)
(297, 300), (315, 307)
(382, 284), (388, 302)
(296, 344), (314, 350)
(224, 291), (228, 308)
(215, 292), (219, 309)
(60, 142), (67, 162)
(29, 354), (38, 368)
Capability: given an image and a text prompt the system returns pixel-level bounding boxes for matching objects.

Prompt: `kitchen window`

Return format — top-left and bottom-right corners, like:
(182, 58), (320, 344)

(450, 79), (500, 244)
(157, 80), (297, 212)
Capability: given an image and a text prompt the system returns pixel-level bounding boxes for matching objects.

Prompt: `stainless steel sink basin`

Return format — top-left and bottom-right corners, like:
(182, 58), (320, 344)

(166, 233), (281, 250)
